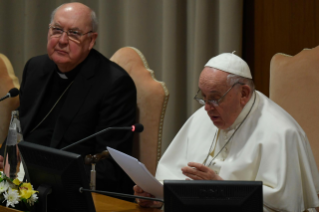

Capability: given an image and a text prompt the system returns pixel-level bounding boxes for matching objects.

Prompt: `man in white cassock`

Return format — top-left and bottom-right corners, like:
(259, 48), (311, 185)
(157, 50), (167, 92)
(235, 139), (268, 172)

(134, 53), (319, 212)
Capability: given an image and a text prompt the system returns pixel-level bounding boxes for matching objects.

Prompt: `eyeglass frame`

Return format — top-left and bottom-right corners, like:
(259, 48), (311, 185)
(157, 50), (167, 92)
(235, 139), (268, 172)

(48, 24), (93, 43)
(194, 81), (245, 107)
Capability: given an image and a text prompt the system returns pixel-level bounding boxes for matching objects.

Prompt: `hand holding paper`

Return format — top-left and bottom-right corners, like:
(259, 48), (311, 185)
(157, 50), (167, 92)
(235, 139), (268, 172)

(107, 147), (163, 199)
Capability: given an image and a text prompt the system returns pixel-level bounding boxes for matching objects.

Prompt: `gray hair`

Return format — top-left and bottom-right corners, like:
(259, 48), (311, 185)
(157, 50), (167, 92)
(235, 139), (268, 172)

(50, 4), (98, 32)
(226, 74), (255, 94)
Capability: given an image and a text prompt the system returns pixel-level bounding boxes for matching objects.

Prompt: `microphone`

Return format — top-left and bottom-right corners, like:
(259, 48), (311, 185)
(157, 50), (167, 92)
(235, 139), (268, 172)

(79, 187), (164, 202)
(61, 124), (144, 151)
(0, 88), (19, 102)
(132, 123), (144, 133)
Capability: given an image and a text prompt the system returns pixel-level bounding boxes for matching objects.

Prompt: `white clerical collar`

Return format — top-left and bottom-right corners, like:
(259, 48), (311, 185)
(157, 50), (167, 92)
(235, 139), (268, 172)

(56, 71), (68, 79)
(224, 91), (257, 132)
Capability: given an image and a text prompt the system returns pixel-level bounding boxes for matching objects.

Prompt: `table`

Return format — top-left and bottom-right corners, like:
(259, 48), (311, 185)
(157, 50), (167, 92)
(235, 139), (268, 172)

(92, 193), (163, 212)
(0, 207), (20, 212)
(0, 194), (163, 212)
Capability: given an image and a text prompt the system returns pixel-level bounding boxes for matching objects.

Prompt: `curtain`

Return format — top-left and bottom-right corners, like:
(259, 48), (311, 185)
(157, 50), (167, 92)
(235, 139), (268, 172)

(0, 0), (243, 154)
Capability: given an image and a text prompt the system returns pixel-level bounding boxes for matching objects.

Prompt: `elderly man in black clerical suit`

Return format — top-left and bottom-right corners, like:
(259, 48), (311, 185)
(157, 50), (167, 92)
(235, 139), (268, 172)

(0, 2), (136, 195)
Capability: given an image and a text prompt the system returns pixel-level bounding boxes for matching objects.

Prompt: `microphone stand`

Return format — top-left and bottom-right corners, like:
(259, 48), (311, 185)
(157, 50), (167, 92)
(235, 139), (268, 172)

(85, 151), (111, 190)
(61, 125), (144, 193)
(0, 94), (9, 102)
(61, 127), (133, 151)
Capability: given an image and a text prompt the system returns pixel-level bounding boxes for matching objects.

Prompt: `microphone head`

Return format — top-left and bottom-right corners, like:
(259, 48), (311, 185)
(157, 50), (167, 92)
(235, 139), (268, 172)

(132, 124), (144, 133)
(8, 88), (19, 98)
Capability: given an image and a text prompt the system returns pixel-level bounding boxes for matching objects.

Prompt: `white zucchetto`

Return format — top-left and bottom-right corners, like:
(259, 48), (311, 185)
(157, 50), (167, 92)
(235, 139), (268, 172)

(205, 52), (252, 79)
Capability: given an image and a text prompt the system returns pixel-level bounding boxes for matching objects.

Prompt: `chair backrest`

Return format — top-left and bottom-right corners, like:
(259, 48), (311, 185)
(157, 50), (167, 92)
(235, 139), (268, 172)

(269, 46), (319, 171)
(110, 47), (169, 175)
(0, 53), (20, 144)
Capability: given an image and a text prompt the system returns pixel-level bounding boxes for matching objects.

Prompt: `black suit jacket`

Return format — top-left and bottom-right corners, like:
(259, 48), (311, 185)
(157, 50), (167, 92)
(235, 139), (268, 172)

(18, 49), (137, 193)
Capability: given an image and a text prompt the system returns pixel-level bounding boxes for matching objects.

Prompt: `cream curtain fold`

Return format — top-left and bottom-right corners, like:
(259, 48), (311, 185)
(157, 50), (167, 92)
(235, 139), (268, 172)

(0, 0), (243, 154)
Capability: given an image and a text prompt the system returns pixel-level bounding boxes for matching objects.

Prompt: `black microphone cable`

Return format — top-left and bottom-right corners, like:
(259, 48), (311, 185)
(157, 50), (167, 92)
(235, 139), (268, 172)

(79, 187), (164, 202)
(61, 124), (144, 151)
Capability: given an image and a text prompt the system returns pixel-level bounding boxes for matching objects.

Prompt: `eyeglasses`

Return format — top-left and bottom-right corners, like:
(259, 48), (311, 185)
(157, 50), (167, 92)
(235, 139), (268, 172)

(48, 25), (93, 43)
(194, 81), (244, 107)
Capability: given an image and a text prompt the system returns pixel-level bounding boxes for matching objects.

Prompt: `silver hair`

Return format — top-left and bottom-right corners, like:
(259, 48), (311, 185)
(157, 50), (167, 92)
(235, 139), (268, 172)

(50, 4), (98, 32)
(226, 74), (255, 94)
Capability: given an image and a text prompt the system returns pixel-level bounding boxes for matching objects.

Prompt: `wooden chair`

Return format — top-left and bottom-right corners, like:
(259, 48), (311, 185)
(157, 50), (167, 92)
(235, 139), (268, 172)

(110, 47), (169, 176)
(0, 53), (20, 144)
(269, 46), (319, 211)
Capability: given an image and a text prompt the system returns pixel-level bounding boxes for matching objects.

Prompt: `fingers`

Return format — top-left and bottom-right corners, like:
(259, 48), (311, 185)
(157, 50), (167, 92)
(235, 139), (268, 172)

(133, 185), (149, 201)
(181, 164), (206, 178)
(187, 162), (209, 172)
(181, 162), (223, 180)
(136, 193), (156, 208)
(138, 200), (163, 208)
(133, 185), (144, 193)
(133, 185), (161, 208)
(182, 167), (205, 180)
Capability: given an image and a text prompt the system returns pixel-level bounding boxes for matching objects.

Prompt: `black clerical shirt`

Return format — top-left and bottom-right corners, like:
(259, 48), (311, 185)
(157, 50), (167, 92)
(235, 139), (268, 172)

(24, 66), (79, 146)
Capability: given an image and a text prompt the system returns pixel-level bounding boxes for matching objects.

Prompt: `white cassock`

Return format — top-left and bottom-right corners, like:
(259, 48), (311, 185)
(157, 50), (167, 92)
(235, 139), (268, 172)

(156, 91), (319, 212)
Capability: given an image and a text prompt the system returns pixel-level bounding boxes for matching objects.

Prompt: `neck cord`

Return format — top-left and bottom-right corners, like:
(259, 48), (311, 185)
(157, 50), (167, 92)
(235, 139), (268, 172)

(203, 92), (257, 167)
(29, 81), (74, 134)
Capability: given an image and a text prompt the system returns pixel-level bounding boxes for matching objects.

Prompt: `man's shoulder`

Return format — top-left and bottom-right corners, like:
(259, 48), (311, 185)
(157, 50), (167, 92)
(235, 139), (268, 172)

(238, 92), (308, 150)
(255, 91), (306, 135)
(88, 49), (130, 78)
(85, 49), (136, 94)
(26, 54), (53, 67)
(28, 54), (50, 62)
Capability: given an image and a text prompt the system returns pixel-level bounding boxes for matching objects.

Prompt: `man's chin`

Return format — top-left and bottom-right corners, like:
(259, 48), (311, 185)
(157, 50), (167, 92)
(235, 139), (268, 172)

(51, 56), (70, 66)
(211, 119), (227, 130)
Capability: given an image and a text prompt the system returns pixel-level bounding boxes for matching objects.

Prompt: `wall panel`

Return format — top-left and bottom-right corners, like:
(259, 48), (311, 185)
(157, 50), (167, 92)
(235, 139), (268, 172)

(243, 0), (319, 96)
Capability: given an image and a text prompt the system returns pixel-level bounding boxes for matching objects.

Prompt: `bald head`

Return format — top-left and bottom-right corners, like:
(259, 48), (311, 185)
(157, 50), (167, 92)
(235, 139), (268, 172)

(50, 3), (98, 32)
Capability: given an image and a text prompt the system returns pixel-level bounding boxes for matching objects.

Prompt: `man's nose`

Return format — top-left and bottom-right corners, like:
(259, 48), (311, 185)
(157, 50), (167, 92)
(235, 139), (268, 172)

(204, 102), (216, 111)
(59, 32), (69, 44)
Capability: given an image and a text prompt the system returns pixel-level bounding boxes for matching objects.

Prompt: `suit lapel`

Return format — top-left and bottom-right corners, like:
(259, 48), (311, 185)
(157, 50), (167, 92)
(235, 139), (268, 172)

(22, 61), (55, 135)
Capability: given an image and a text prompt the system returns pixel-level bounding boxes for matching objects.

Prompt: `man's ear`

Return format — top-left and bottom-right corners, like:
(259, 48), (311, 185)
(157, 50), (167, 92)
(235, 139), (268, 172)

(240, 85), (251, 106)
(88, 32), (98, 50)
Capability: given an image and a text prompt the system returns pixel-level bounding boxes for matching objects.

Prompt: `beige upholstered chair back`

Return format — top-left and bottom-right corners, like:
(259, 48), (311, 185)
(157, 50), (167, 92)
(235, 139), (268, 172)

(269, 46), (319, 171)
(0, 54), (20, 144)
(110, 47), (169, 175)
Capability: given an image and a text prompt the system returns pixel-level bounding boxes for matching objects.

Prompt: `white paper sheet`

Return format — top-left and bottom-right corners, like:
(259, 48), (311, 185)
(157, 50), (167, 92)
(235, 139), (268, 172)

(107, 147), (163, 199)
